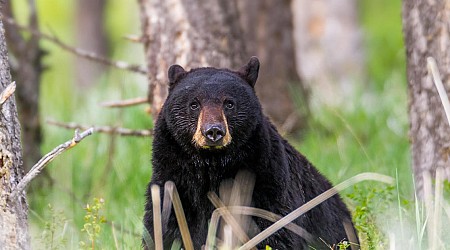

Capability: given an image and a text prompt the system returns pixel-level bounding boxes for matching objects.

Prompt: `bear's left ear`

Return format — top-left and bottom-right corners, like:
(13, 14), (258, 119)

(168, 64), (187, 87)
(237, 56), (260, 88)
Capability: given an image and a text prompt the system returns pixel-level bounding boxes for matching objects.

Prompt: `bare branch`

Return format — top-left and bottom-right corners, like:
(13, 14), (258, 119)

(10, 128), (94, 200)
(123, 34), (144, 43)
(47, 119), (152, 137)
(0, 81), (16, 107)
(100, 97), (148, 108)
(2, 17), (147, 75)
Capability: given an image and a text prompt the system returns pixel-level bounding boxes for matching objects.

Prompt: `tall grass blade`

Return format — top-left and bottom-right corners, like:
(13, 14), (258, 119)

(238, 173), (394, 250)
(166, 181), (194, 250)
(427, 57), (450, 127)
(151, 185), (163, 250)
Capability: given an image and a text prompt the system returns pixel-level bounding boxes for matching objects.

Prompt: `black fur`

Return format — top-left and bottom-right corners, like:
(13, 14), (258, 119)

(143, 58), (358, 249)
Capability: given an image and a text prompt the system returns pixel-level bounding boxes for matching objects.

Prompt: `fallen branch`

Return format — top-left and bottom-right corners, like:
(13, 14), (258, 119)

(10, 128), (94, 200)
(2, 17), (147, 75)
(0, 81), (16, 107)
(100, 97), (148, 108)
(47, 119), (152, 137)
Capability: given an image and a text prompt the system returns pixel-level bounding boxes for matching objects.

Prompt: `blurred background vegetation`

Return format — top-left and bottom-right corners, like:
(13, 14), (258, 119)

(9, 0), (419, 249)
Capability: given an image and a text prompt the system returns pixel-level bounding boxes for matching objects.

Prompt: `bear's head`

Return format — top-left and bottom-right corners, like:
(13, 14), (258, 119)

(161, 57), (262, 151)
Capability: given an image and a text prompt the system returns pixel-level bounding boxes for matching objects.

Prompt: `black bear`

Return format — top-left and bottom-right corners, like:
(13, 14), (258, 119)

(143, 57), (358, 249)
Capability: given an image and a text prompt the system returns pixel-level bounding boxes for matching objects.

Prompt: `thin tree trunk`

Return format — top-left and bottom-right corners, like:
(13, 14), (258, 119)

(75, 0), (108, 88)
(237, 0), (308, 133)
(3, 0), (43, 175)
(0, 17), (30, 249)
(403, 0), (450, 197)
(138, 0), (246, 118)
(292, 0), (364, 106)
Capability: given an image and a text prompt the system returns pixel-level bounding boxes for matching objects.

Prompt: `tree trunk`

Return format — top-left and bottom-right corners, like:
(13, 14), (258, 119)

(0, 18), (30, 249)
(403, 0), (450, 197)
(75, 0), (108, 88)
(3, 0), (43, 175)
(138, 0), (246, 118)
(292, 0), (364, 106)
(237, 0), (308, 134)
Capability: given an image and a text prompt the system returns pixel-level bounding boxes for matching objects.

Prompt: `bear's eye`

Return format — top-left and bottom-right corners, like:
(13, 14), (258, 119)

(224, 100), (235, 110)
(190, 101), (200, 111)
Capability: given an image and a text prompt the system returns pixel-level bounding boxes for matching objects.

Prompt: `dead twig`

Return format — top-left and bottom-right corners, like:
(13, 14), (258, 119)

(100, 97), (148, 108)
(10, 128), (94, 200)
(123, 35), (144, 43)
(2, 17), (147, 75)
(0, 81), (16, 107)
(47, 119), (152, 137)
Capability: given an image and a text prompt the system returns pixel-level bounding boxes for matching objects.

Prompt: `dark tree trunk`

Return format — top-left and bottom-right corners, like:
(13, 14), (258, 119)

(403, 0), (450, 196)
(0, 17), (30, 249)
(237, 0), (309, 133)
(138, 0), (247, 118)
(75, 0), (108, 88)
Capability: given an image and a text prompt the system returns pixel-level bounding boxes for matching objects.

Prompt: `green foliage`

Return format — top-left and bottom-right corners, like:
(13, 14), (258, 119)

(79, 198), (107, 250)
(336, 240), (351, 250)
(37, 204), (68, 250)
(347, 185), (394, 250)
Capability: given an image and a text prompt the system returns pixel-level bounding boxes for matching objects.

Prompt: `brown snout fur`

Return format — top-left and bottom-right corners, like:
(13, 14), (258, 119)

(192, 106), (231, 148)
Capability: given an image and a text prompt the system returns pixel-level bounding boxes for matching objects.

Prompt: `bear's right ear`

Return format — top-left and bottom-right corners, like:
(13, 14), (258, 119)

(168, 64), (186, 87)
(237, 56), (260, 88)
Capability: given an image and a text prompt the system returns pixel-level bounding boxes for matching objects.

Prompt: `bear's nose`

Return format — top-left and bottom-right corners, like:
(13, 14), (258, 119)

(203, 124), (226, 143)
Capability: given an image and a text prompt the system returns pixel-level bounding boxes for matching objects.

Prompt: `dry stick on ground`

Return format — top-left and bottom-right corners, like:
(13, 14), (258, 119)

(100, 97), (148, 108)
(10, 128), (94, 200)
(47, 119), (152, 137)
(238, 173), (394, 250)
(0, 81), (16, 107)
(2, 17), (147, 75)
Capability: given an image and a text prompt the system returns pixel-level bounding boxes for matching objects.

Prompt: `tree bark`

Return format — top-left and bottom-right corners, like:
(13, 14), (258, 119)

(138, 0), (247, 118)
(0, 17), (30, 249)
(237, 0), (308, 133)
(3, 0), (43, 175)
(403, 0), (450, 196)
(292, 0), (364, 106)
(75, 0), (108, 88)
